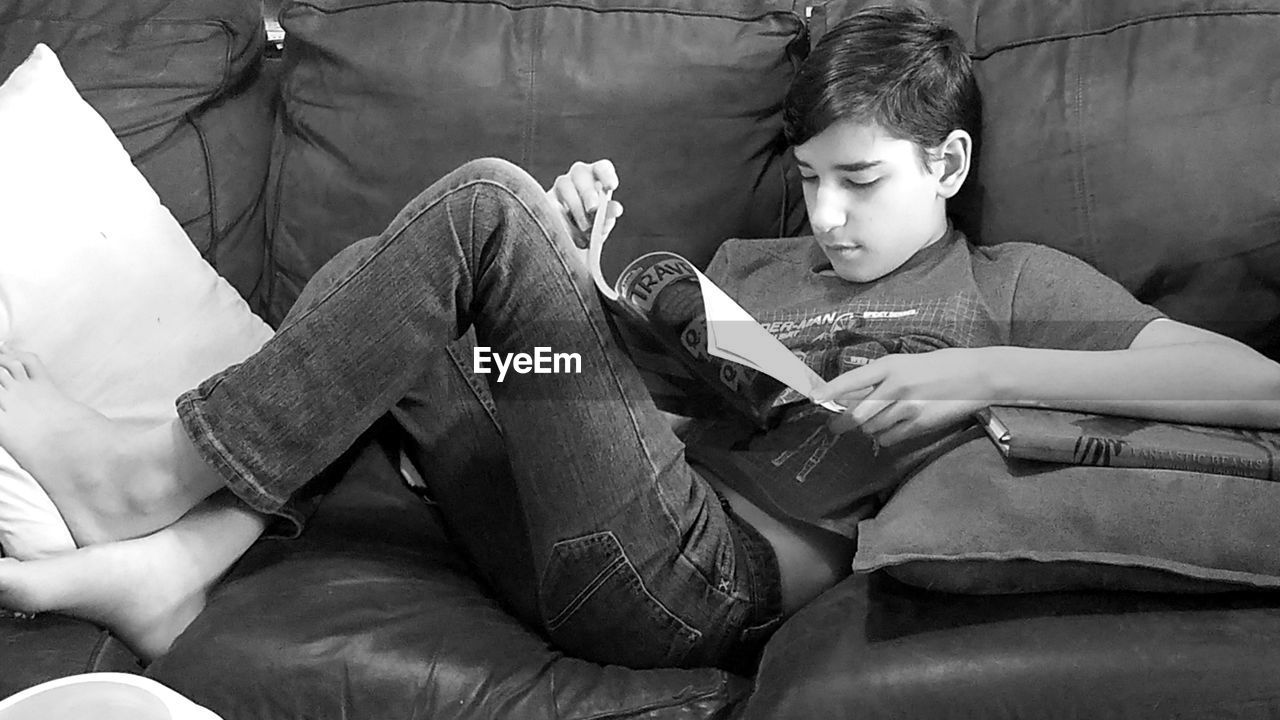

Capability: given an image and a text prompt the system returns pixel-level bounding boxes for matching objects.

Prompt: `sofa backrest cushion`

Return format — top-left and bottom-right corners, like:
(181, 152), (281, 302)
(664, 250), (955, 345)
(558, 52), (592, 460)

(0, 0), (274, 311)
(816, 0), (1280, 358)
(265, 0), (809, 325)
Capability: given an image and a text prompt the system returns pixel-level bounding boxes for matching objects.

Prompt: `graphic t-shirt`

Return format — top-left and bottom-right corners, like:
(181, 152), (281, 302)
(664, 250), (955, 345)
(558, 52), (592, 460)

(682, 228), (1165, 537)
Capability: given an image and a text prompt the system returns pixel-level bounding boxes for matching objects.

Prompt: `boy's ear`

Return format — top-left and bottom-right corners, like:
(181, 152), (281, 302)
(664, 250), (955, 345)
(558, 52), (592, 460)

(934, 129), (972, 199)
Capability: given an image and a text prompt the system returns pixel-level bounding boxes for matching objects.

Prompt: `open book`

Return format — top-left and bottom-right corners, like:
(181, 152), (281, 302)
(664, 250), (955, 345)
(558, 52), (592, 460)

(587, 190), (843, 428)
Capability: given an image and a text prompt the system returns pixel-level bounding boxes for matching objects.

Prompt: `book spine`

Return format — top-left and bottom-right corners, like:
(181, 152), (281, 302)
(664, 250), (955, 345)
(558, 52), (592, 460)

(617, 252), (697, 313)
(1111, 435), (1276, 481)
(1012, 433), (1278, 481)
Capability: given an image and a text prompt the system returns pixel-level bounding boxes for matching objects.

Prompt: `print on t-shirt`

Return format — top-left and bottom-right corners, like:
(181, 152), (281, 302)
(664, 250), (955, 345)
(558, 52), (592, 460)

(759, 292), (994, 413)
(689, 289), (1001, 533)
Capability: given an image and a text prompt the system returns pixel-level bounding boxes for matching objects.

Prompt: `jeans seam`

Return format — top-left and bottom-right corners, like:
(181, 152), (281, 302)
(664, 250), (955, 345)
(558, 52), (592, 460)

(468, 186), (482, 271)
(177, 389), (284, 513)
(674, 543), (742, 606)
(444, 341), (501, 423)
(732, 515), (784, 633)
(446, 192), (476, 303)
(547, 555), (626, 630)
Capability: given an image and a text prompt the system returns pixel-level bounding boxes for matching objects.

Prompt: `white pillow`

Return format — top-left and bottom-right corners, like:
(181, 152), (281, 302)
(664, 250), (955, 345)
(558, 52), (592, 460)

(0, 672), (222, 719)
(0, 45), (274, 559)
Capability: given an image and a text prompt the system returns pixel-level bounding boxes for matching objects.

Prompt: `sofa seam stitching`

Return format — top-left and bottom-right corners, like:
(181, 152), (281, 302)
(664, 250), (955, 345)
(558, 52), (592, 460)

(189, 112), (221, 265)
(972, 9), (1280, 60)
(265, 67), (296, 324)
(287, 0), (798, 24)
(84, 631), (110, 673)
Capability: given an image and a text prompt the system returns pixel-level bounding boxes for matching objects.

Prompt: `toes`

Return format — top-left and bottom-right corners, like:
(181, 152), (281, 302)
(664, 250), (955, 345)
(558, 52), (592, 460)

(12, 349), (47, 379)
(0, 346), (47, 383)
(0, 356), (28, 385)
(14, 348), (44, 381)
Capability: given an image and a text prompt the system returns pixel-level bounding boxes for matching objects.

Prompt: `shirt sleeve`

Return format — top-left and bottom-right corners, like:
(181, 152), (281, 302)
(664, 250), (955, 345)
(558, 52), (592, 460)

(702, 240), (734, 286)
(1010, 245), (1166, 351)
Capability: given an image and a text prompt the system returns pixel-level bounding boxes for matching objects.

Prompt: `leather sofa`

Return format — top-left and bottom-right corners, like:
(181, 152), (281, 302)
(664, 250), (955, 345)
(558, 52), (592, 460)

(2, 0), (1280, 717)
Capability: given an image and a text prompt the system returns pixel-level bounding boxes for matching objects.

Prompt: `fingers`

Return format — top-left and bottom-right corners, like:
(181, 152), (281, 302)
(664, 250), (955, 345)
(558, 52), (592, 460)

(825, 375), (917, 443)
(600, 199), (624, 238)
(574, 158), (619, 198)
(874, 415), (919, 447)
(813, 363), (885, 404)
(859, 400), (918, 437)
(569, 160), (610, 232)
(548, 159), (622, 234)
(826, 407), (861, 435)
(827, 396), (918, 446)
(827, 394), (893, 435)
(550, 173), (590, 232)
(830, 398), (977, 447)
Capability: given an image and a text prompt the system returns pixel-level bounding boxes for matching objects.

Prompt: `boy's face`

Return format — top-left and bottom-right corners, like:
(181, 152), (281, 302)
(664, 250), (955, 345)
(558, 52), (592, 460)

(794, 119), (955, 283)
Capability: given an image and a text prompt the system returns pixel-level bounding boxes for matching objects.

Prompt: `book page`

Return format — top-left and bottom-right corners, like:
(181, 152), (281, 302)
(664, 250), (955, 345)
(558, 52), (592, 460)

(587, 187), (618, 301)
(694, 270), (843, 412)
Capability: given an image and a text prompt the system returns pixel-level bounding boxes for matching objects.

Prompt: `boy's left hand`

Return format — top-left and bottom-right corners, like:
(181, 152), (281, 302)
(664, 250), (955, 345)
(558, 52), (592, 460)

(813, 347), (1003, 446)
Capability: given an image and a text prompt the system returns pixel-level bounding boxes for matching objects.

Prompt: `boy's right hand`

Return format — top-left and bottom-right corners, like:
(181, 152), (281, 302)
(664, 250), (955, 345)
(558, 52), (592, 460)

(547, 159), (625, 248)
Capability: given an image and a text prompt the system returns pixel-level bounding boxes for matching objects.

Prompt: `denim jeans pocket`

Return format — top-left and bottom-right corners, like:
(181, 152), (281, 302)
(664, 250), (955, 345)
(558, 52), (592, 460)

(539, 531), (703, 668)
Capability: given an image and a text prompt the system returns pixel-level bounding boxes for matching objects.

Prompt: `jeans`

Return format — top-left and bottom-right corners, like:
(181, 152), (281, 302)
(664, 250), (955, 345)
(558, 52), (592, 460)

(175, 158), (783, 670)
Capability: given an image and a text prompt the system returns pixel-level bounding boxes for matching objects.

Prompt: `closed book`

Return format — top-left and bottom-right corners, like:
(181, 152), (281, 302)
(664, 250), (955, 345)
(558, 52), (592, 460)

(975, 406), (1280, 481)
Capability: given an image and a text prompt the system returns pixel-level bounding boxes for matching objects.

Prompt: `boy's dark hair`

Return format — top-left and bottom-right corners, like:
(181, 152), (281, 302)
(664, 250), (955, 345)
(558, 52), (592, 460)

(784, 4), (979, 166)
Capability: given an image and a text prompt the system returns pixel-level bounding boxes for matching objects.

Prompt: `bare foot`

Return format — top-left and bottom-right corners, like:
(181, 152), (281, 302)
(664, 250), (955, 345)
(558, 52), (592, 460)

(0, 347), (217, 545)
(0, 493), (266, 662)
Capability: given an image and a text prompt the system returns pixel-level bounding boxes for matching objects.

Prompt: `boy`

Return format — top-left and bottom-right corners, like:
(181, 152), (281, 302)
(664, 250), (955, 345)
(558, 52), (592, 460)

(0, 5), (1277, 671)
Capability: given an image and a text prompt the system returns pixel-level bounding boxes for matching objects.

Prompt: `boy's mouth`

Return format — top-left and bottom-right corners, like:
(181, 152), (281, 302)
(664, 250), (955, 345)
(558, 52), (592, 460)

(821, 242), (863, 254)
(816, 233), (861, 251)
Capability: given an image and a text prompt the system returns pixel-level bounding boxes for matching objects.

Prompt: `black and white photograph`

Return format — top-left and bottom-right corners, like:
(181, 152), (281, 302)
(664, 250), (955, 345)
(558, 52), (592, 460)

(1, 1), (1279, 718)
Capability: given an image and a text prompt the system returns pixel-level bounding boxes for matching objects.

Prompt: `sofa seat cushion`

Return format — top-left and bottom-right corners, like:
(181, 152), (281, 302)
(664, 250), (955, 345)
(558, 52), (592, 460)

(0, 613), (141, 698)
(0, 0), (275, 310)
(147, 436), (748, 720)
(818, 0), (1280, 359)
(743, 572), (1280, 720)
(264, 0), (809, 324)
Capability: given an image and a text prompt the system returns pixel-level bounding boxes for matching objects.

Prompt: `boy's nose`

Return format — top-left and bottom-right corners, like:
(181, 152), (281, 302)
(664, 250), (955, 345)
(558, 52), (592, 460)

(809, 199), (847, 234)
(807, 183), (848, 233)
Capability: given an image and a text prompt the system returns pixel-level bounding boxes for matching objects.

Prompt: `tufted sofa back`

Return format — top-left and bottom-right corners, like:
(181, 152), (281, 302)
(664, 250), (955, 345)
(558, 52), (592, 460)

(263, 0), (812, 324)
(0, 0), (274, 308)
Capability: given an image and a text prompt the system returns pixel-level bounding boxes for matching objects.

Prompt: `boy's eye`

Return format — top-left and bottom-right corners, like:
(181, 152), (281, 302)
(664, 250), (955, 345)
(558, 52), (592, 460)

(797, 174), (878, 189)
(843, 177), (879, 190)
